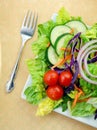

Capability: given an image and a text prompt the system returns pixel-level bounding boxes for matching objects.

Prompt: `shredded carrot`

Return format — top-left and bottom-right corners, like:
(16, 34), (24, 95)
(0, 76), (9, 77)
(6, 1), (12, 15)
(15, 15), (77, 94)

(47, 42), (50, 47)
(72, 91), (83, 108)
(78, 91), (83, 97)
(72, 84), (85, 108)
(51, 54), (72, 69)
(77, 98), (90, 102)
(78, 73), (81, 78)
(51, 58), (65, 69)
(72, 93), (79, 108)
(70, 28), (74, 34)
(95, 52), (97, 56)
(74, 84), (84, 94)
(60, 47), (71, 52)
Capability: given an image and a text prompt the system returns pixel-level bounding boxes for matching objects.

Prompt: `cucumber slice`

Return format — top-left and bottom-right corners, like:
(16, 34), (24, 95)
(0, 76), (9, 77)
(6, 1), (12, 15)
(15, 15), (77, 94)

(47, 46), (59, 65)
(65, 20), (87, 34)
(55, 33), (73, 55)
(50, 25), (71, 46)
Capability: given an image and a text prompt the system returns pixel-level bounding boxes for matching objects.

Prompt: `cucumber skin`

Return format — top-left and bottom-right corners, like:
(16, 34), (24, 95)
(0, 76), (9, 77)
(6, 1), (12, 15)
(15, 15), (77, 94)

(65, 19), (88, 27)
(48, 20), (87, 65)
(54, 33), (73, 55)
(45, 48), (50, 63)
(49, 24), (71, 47)
(46, 46), (59, 65)
(45, 48), (52, 65)
(49, 20), (87, 47)
(65, 20), (88, 30)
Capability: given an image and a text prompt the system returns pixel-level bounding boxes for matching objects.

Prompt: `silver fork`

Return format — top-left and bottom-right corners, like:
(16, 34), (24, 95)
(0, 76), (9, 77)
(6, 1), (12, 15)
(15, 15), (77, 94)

(6, 11), (38, 93)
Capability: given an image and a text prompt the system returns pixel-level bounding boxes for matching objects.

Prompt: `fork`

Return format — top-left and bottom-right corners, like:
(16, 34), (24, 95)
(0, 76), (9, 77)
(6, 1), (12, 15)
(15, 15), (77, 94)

(6, 11), (38, 93)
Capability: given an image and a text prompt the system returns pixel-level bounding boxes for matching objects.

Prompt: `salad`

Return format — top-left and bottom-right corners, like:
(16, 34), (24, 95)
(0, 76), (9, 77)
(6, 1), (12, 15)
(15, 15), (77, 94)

(24, 7), (97, 118)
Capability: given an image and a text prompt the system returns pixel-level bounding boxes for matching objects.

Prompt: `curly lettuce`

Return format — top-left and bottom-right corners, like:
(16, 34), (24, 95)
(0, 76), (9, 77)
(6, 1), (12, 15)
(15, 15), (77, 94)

(56, 7), (71, 24)
(84, 23), (97, 39)
(31, 35), (49, 59)
(24, 35), (50, 104)
(24, 59), (47, 104)
(56, 7), (83, 25)
(80, 63), (97, 97)
(38, 20), (55, 37)
(68, 102), (96, 117)
(36, 97), (63, 116)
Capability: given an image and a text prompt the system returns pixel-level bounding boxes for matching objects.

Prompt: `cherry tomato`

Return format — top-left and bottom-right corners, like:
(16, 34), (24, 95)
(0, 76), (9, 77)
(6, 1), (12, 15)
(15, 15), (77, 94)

(59, 70), (72, 87)
(46, 85), (64, 100)
(43, 70), (59, 86)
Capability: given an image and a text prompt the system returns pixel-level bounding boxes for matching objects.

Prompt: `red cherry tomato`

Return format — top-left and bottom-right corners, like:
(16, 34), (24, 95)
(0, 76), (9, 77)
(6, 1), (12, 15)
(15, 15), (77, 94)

(46, 85), (64, 100)
(59, 70), (72, 87)
(43, 70), (59, 86)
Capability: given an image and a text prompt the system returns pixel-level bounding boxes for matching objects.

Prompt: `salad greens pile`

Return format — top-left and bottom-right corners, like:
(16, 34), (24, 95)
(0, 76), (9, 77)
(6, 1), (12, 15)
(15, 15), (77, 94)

(24, 7), (97, 118)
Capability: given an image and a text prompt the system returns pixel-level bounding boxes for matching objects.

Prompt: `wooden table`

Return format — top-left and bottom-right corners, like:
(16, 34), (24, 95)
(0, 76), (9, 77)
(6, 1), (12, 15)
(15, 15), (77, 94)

(1, 0), (97, 130)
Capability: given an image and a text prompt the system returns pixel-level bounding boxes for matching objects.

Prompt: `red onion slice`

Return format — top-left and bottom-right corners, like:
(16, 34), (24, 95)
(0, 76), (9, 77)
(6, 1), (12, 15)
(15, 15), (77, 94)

(77, 40), (97, 85)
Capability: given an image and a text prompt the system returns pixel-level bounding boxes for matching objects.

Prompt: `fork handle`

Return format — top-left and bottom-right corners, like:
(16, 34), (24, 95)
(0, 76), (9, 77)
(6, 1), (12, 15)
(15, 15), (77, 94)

(6, 43), (24, 93)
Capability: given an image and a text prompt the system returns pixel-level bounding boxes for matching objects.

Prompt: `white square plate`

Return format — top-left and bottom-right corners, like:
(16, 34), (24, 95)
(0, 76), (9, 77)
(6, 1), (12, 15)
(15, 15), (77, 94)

(21, 75), (97, 128)
(21, 13), (97, 128)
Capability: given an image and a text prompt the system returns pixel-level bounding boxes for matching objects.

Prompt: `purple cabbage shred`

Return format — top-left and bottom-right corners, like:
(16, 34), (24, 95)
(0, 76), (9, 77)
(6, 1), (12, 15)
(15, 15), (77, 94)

(94, 110), (97, 120)
(88, 55), (97, 64)
(64, 84), (74, 94)
(71, 60), (79, 84)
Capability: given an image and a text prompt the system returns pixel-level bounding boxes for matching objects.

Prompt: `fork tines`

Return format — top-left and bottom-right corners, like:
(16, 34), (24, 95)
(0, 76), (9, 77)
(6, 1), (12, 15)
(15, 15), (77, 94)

(22, 10), (38, 30)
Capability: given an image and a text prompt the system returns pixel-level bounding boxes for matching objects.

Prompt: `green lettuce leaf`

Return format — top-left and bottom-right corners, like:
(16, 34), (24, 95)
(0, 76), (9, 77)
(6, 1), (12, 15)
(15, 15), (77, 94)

(24, 86), (46, 104)
(61, 95), (72, 112)
(71, 16), (82, 21)
(87, 97), (97, 108)
(56, 7), (83, 25)
(56, 7), (71, 24)
(84, 23), (97, 39)
(36, 97), (63, 116)
(36, 97), (55, 116)
(71, 102), (96, 117)
(32, 35), (49, 59)
(80, 34), (89, 44)
(54, 99), (63, 109)
(80, 63), (97, 97)
(24, 34), (50, 104)
(68, 90), (78, 99)
(26, 58), (48, 77)
(38, 20), (55, 37)
(24, 58), (48, 104)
